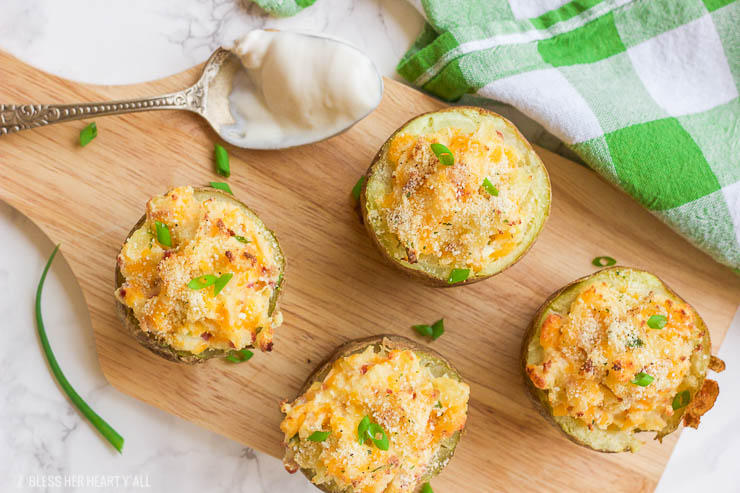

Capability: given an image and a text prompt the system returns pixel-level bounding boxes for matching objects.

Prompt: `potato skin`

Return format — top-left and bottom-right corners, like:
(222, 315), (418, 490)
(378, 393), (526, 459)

(360, 106), (551, 288)
(114, 187), (285, 365)
(286, 335), (466, 492)
(520, 267), (713, 452)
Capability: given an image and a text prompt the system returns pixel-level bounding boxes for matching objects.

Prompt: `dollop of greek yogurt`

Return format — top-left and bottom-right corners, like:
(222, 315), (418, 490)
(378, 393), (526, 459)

(225, 30), (383, 149)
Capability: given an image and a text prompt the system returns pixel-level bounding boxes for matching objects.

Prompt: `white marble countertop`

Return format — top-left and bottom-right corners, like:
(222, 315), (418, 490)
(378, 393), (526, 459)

(0, 1), (737, 492)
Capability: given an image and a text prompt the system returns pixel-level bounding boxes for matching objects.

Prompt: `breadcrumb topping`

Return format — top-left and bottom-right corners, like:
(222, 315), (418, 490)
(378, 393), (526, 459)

(115, 186), (282, 354)
(376, 122), (534, 273)
(526, 279), (703, 432)
(280, 348), (469, 493)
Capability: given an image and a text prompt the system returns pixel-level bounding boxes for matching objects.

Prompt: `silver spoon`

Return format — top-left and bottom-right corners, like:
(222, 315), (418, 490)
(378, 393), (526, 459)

(0, 35), (383, 149)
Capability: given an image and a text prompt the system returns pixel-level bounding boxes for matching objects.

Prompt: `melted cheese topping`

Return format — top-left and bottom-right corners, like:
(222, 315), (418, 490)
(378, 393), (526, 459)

(526, 281), (702, 432)
(115, 186), (282, 354)
(377, 121), (535, 273)
(281, 348), (469, 493)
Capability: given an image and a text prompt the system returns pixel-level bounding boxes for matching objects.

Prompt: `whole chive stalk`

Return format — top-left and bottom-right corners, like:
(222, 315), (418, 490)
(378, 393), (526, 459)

(36, 245), (124, 452)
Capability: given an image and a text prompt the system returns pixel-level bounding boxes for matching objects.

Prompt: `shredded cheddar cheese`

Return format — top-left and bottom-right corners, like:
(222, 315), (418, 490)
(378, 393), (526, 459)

(281, 347), (469, 493)
(377, 121), (534, 273)
(115, 186), (282, 354)
(526, 280), (703, 433)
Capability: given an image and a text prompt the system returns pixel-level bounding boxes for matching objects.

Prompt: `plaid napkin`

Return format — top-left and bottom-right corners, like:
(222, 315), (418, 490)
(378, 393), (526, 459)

(399, 0), (740, 272)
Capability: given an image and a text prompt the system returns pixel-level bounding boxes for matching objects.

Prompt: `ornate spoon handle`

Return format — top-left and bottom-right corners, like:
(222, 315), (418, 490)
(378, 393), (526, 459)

(0, 83), (205, 136)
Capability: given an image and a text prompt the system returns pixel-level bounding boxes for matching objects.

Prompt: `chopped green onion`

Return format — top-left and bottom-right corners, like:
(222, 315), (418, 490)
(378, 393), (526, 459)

(647, 314), (667, 330)
(214, 143), (230, 177)
(631, 372), (654, 387)
(448, 268), (470, 284)
(626, 336), (644, 348)
(592, 256), (617, 267)
(213, 273), (233, 296)
(358, 416), (371, 444)
(79, 122), (97, 147)
(36, 245), (124, 452)
(431, 319), (444, 340)
(226, 349), (253, 363)
(188, 274), (217, 290)
(234, 235), (250, 244)
(308, 430), (331, 442)
(482, 178), (499, 196)
(413, 324), (433, 338)
(210, 181), (232, 194)
(352, 176), (365, 202)
(672, 390), (691, 410)
(155, 221), (172, 248)
(414, 320), (445, 340)
(421, 484), (434, 493)
(430, 143), (454, 166)
(367, 422), (389, 451)
(358, 416), (389, 450)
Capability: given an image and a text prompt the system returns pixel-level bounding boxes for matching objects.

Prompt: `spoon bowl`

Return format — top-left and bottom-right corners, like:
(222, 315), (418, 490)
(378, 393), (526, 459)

(0, 33), (383, 150)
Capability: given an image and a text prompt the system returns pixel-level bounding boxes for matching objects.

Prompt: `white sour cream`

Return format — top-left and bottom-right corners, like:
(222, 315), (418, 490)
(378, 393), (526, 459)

(224, 30), (383, 149)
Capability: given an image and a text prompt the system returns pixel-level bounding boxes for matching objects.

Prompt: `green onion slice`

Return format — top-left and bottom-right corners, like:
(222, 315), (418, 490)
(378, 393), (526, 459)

(155, 221), (172, 248)
(367, 422), (389, 451)
(357, 416), (371, 444)
(214, 143), (231, 177)
(352, 176), (365, 202)
(210, 181), (233, 194)
(79, 122), (97, 147)
(413, 324), (433, 338)
(482, 178), (499, 196)
(672, 390), (691, 410)
(226, 349), (253, 363)
(234, 235), (250, 244)
(592, 256), (617, 267)
(626, 336), (644, 348)
(631, 372), (654, 387)
(647, 314), (667, 330)
(188, 274), (217, 290)
(431, 319), (445, 340)
(430, 143), (454, 166)
(213, 273), (233, 296)
(308, 430), (331, 442)
(36, 245), (124, 452)
(448, 268), (470, 284)
(421, 483), (434, 493)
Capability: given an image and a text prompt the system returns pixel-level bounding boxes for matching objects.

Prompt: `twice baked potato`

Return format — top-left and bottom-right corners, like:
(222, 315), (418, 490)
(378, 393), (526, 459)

(280, 335), (469, 492)
(522, 267), (724, 452)
(114, 185), (285, 364)
(360, 107), (550, 286)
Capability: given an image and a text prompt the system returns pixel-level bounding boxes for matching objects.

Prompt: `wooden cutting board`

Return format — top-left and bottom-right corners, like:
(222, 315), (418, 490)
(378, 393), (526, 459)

(1, 50), (738, 492)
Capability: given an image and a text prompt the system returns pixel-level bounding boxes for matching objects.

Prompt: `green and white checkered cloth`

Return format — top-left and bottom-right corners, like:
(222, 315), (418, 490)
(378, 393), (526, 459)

(399, 0), (740, 272)
(247, 0), (739, 271)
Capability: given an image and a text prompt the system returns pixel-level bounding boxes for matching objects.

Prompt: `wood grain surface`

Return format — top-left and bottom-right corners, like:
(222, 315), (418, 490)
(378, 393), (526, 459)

(1, 50), (738, 493)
